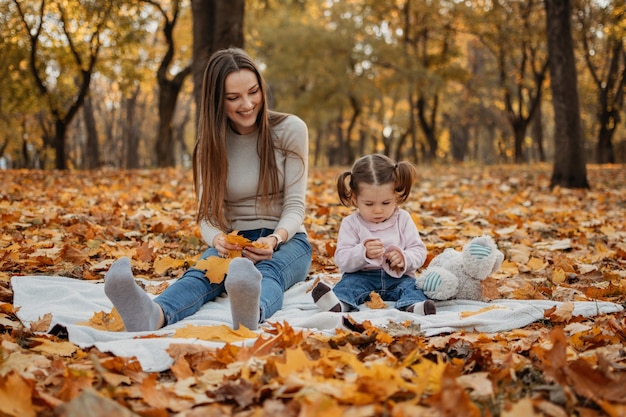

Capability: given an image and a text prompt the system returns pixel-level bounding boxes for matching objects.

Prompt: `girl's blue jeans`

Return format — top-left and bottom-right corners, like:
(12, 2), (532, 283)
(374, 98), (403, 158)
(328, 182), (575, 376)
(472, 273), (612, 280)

(154, 229), (312, 326)
(333, 269), (428, 311)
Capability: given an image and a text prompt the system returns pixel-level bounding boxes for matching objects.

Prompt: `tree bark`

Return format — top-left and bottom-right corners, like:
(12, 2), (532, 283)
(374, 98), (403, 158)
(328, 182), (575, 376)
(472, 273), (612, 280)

(545, 0), (589, 188)
(82, 95), (100, 169)
(192, 0), (245, 127)
(123, 87), (141, 169)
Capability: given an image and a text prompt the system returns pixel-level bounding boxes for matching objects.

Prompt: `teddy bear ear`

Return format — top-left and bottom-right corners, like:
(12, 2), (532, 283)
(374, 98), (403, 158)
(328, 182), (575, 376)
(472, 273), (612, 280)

(491, 249), (505, 273)
(462, 236), (502, 279)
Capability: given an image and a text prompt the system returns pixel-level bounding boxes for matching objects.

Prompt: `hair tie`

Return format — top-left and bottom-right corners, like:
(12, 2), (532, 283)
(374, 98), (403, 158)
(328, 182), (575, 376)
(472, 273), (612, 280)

(394, 164), (398, 169)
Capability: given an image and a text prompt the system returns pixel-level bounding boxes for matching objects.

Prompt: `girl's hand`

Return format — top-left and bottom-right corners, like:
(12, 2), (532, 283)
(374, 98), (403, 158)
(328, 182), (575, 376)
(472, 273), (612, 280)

(385, 248), (405, 271)
(364, 239), (384, 259)
(241, 236), (275, 263)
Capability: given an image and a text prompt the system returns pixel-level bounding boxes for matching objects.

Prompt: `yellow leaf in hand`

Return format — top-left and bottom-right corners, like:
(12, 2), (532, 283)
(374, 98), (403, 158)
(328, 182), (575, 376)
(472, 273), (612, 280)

(225, 230), (269, 251)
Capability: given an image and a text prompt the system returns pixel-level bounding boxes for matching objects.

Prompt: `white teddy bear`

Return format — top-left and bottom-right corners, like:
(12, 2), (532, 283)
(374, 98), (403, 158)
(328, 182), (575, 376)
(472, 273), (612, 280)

(415, 235), (504, 301)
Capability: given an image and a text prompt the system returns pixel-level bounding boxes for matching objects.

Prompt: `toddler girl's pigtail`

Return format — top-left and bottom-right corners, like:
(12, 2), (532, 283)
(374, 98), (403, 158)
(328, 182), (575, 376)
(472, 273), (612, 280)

(336, 171), (354, 207)
(394, 161), (417, 204)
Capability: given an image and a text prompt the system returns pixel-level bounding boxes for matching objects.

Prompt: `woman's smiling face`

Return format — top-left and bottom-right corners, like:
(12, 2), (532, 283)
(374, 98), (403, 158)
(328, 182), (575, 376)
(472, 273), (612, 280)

(224, 69), (263, 135)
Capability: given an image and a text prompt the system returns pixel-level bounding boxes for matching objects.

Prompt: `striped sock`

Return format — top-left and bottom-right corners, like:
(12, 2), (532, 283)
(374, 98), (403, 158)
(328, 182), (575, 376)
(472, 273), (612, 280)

(407, 300), (437, 315)
(311, 281), (343, 312)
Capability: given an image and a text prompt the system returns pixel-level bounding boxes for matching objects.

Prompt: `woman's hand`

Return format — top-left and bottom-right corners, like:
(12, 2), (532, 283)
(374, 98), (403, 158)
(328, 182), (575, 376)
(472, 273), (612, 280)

(242, 236), (275, 263)
(213, 234), (242, 258)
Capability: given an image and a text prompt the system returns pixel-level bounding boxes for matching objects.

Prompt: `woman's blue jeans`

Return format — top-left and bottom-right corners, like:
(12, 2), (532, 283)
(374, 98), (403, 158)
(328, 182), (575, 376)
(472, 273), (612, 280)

(154, 229), (312, 326)
(333, 269), (428, 311)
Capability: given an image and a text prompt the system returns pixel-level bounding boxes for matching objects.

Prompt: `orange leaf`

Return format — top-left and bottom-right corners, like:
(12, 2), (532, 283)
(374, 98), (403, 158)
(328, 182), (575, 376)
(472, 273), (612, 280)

(30, 313), (53, 332)
(61, 245), (89, 265)
(527, 257), (548, 271)
(173, 324), (257, 342)
(31, 337), (77, 356)
(154, 256), (187, 275)
(79, 308), (126, 332)
(225, 231), (269, 250)
(224, 230), (252, 246)
(365, 291), (387, 309)
(551, 267), (566, 285)
(544, 302), (574, 323)
(193, 256), (231, 283)
(0, 371), (37, 417)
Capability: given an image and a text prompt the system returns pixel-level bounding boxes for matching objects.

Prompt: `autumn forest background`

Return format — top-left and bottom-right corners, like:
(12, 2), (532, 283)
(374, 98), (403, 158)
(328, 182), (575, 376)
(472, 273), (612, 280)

(0, 0), (624, 174)
(1, 0), (626, 416)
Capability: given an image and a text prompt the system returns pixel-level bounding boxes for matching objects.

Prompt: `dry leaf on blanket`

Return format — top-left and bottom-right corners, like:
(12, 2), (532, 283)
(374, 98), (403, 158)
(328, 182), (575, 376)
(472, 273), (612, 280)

(366, 292), (387, 309)
(79, 308), (125, 332)
(30, 313), (52, 332)
(173, 324), (257, 342)
(544, 301), (574, 323)
(459, 305), (506, 319)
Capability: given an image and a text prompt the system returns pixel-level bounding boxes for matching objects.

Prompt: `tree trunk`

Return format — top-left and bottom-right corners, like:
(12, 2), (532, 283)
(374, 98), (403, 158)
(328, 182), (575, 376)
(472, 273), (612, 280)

(54, 120), (67, 170)
(545, 0), (589, 188)
(123, 87), (141, 169)
(155, 77), (190, 167)
(192, 0), (244, 126)
(596, 108), (616, 164)
(83, 95), (100, 169)
(416, 95), (438, 161)
(531, 100), (546, 162)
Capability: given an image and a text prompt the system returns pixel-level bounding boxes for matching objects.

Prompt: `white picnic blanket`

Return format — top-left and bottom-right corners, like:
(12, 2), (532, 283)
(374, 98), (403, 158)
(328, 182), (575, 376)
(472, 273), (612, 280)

(11, 275), (623, 372)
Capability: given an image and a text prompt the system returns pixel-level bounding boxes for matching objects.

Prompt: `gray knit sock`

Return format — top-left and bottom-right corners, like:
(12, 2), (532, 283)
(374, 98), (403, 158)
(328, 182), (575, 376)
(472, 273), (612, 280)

(104, 257), (161, 332)
(225, 258), (262, 330)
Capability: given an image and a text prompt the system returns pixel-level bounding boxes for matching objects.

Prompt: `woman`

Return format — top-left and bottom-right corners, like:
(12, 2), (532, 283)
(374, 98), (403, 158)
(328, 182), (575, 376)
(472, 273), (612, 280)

(104, 48), (312, 331)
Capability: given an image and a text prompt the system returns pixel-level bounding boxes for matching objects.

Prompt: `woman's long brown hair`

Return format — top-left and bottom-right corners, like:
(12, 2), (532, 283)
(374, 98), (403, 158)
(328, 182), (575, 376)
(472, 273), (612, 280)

(193, 48), (288, 231)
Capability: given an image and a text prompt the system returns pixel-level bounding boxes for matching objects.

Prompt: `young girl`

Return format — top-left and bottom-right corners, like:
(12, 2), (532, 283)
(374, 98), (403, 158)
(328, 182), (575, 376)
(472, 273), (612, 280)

(312, 154), (436, 315)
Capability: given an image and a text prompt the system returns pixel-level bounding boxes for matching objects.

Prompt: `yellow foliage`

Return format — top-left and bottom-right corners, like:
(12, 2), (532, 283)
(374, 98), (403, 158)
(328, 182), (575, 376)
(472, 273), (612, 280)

(80, 308), (125, 332)
(173, 324), (257, 342)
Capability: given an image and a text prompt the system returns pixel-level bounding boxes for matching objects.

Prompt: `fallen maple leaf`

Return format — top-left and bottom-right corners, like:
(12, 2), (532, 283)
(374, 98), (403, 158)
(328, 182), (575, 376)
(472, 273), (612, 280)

(365, 291), (387, 309)
(30, 337), (77, 357)
(544, 302), (574, 323)
(173, 324), (258, 342)
(79, 308), (125, 332)
(30, 313), (52, 332)
(193, 256), (231, 283)
(153, 256), (187, 275)
(0, 371), (37, 417)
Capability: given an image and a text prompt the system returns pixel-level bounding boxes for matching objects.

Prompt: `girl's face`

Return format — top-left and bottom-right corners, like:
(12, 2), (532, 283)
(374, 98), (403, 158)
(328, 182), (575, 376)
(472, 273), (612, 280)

(352, 182), (397, 224)
(224, 69), (263, 135)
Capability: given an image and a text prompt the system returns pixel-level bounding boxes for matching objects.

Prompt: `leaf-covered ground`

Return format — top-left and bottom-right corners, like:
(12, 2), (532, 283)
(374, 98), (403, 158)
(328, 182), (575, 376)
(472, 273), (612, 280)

(1, 164), (625, 417)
